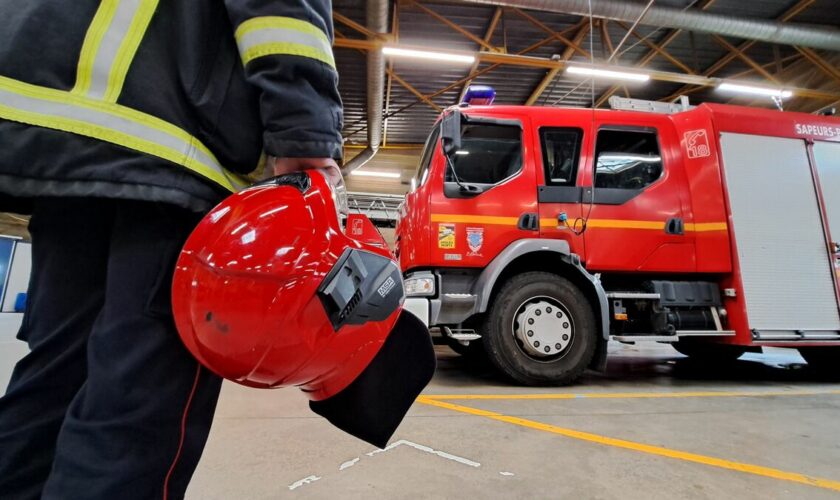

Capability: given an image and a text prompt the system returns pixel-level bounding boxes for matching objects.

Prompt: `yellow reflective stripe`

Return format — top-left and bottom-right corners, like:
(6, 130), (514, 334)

(103, 0), (159, 102)
(0, 75), (242, 192)
(235, 16), (330, 43)
(235, 16), (335, 68)
(431, 214), (519, 225)
(432, 214), (728, 232)
(685, 222), (729, 232)
(240, 43), (335, 67)
(0, 101), (233, 191)
(586, 219), (665, 230)
(73, 0), (120, 95)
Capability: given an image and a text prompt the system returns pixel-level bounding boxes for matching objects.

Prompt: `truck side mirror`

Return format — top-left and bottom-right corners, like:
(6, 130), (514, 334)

(440, 109), (462, 156)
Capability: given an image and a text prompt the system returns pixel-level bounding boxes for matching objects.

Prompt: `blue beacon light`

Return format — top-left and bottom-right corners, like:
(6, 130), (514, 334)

(462, 85), (496, 106)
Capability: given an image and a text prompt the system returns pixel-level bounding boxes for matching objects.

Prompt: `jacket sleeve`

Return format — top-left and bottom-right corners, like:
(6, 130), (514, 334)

(223, 0), (343, 160)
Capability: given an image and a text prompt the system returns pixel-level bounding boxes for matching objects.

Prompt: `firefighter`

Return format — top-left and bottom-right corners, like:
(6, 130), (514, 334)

(0, 1), (346, 498)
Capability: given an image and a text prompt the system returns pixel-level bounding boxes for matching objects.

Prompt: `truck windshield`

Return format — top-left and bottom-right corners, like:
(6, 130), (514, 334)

(446, 123), (522, 185)
(414, 126), (441, 188)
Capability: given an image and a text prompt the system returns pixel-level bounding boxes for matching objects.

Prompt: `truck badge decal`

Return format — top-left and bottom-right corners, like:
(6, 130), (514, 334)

(684, 129), (711, 159)
(467, 227), (484, 255)
(351, 218), (364, 236)
(444, 253), (462, 261)
(438, 223), (456, 249)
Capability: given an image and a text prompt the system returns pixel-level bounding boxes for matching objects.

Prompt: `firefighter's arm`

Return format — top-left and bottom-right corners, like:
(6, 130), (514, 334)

(224, 0), (343, 162)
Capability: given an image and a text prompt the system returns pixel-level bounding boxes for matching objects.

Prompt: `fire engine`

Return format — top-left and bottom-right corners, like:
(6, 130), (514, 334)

(395, 91), (840, 385)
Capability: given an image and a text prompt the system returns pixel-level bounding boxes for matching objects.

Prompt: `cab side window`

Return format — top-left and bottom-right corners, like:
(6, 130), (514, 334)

(445, 123), (522, 185)
(594, 129), (663, 190)
(540, 128), (583, 186)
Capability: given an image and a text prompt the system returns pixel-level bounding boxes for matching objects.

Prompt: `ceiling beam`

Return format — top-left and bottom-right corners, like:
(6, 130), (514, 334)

(408, 0), (500, 52)
(711, 35), (781, 84)
(333, 12), (378, 38)
(386, 68), (443, 112)
(458, 7), (504, 102)
(333, 38), (840, 101)
(512, 9), (592, 59)
(595, 0), (717, 107)
(615, 21), (695, 74)
(599, 20), (630, 99)
(796, 47), (840, 87)
(729, 53), (802, 79)
(661, 0), (816, 102)
(525, 20), (590, 105)
(344, 30), (578, 136)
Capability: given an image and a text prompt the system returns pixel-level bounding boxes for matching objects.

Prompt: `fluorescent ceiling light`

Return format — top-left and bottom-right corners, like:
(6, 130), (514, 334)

(717, 82), (793, 98)
(455, 150), (470, 155)
(382, 46), (475, 64)
(566, 65), (650, 82)
(350, 170), (401, 179)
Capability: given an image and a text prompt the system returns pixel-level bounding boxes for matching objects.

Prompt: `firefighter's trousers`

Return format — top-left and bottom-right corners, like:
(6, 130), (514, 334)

(0, 198), (222, 499)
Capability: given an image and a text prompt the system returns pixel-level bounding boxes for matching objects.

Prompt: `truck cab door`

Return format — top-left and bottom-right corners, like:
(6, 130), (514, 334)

(428, 115), (538, 268)
(582, 121), (695, 272)
(536, 123), (591, 257)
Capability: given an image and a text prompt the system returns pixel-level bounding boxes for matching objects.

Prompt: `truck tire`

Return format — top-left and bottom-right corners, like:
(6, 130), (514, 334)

(672, 341), (747, 362)
(798, 348), (840, 376)
(482, 272), (597, 386)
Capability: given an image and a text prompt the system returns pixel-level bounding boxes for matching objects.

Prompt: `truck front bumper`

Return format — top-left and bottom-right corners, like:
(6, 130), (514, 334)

(403, 297), (430, 326)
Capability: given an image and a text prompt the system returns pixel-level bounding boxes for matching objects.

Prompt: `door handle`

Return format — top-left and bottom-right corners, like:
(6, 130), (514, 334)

(518, 213), (539, 231)
(665, 217), (684, 235)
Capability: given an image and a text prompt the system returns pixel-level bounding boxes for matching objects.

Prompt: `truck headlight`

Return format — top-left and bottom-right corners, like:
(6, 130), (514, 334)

(404, 274), (435, 297)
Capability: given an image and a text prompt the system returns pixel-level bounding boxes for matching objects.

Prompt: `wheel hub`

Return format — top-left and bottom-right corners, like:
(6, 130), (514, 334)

(514, 299), (573, 357)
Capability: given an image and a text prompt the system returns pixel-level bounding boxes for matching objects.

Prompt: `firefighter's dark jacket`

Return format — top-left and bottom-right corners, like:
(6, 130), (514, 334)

(0, 0), (343, 212)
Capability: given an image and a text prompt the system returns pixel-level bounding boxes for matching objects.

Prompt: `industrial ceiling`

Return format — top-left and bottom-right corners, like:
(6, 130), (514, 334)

(336, 0), (840, 194)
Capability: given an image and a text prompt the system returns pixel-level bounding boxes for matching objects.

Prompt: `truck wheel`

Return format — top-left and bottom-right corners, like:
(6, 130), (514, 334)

(672, 341), (747, 362)
(482, 272), (597, 386)
(798, 348), (840, 376)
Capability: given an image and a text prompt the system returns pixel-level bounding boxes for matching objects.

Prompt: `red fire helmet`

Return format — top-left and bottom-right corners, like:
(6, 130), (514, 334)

(171, 169), (407, 401)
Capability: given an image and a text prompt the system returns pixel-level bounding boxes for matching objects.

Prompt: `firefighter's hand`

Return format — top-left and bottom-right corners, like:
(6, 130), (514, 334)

(270, 157), (339, 176)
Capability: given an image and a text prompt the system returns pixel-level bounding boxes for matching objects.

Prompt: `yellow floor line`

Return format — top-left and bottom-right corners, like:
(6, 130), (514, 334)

(423, 389), (840, 401)
(416, 397), (840, 493)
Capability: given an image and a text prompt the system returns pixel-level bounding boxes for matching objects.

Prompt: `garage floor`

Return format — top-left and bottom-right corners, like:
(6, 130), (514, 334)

(185, 342), (840, 499)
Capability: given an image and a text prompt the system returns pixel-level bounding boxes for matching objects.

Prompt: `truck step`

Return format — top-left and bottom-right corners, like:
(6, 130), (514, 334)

(612, 330), (735, 343)
(443, 327), (481, 342)
(606, 292), (660, 300)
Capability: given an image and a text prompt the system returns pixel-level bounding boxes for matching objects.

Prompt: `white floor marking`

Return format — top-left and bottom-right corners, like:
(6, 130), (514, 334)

(499, 471), (515, 476)
(288, 475), (321, 491)
(292, 439), (491, 491)
(366, 439), (403, 457)
(339, 458), (360, 471)
(392, 439), (481, 468)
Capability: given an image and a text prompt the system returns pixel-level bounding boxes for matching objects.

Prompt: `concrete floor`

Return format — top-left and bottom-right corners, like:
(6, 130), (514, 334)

(187, 342), (840, 499)
(3, 321), (840, 499)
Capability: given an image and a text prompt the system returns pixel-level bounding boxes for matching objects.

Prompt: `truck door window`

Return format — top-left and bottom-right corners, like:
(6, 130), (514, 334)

(594, 129), (663, 190)
(415, 126), (440, 188)
(445, 123), (522, 185)
(540, 128), (583, 186)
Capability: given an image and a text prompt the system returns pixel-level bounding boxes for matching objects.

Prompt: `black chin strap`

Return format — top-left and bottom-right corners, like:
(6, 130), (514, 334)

(309, 311), (436, 448)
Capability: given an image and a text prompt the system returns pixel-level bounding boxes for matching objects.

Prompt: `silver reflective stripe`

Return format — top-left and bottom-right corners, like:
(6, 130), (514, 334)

(0, 77), (240, 191)
(235, 17), (335, 68)
(237, 28), (334, 66)
(85, 0), (143, 99)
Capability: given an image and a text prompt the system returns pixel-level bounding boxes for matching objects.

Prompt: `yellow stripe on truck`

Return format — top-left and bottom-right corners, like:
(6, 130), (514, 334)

(432, 214), (727, 232)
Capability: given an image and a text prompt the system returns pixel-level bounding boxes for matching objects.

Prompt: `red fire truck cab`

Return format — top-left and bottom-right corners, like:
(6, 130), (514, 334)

(396, 98), (840, 385)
